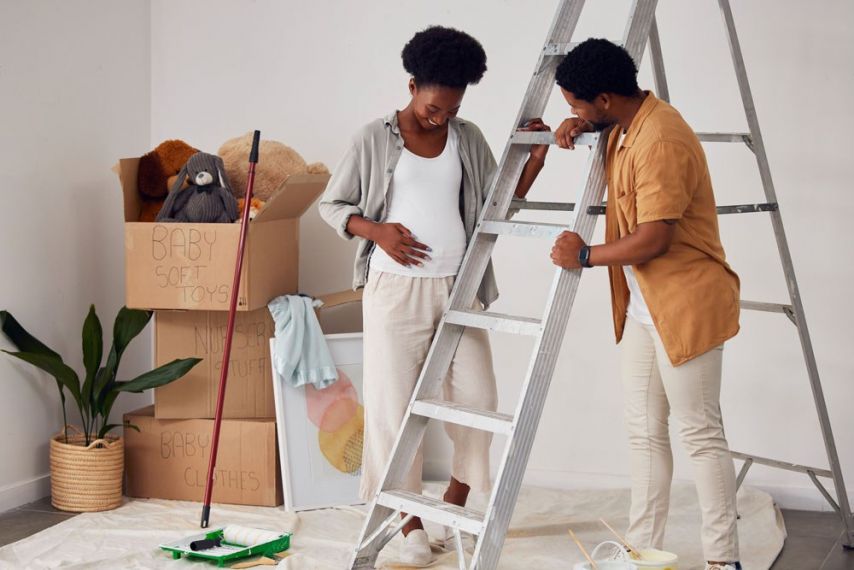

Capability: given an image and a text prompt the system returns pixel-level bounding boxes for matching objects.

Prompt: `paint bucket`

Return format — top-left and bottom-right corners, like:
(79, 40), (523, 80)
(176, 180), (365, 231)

(572, 541), (639, 570)
(631, 549), (679, 570)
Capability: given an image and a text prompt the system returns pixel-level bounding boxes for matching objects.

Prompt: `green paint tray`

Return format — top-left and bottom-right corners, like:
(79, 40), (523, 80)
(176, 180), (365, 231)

(159, 528), (291, 567)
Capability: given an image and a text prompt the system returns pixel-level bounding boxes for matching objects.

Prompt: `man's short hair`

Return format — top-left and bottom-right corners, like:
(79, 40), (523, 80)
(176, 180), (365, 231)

(555, 38), (639, 101)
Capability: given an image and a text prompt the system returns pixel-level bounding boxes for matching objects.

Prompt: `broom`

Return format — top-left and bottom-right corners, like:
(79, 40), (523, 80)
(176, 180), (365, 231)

(201, 130), (261, 528)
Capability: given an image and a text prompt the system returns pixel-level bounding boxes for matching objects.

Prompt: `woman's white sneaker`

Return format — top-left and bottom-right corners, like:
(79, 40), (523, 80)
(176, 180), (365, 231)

(400, 529), (433, 566)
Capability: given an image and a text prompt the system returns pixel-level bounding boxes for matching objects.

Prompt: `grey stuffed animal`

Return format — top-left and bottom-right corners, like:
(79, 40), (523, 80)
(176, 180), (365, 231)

(156, 152), (239, 223)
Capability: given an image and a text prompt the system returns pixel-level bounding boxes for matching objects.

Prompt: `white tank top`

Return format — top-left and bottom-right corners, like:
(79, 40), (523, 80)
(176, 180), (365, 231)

(623, 265), (654, 325)
(613, 126), (654, 326)
(369, 128), (466, 277)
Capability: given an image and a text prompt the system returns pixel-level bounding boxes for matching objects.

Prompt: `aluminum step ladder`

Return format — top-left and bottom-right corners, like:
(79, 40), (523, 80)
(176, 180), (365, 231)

(350, 1), (853, 568)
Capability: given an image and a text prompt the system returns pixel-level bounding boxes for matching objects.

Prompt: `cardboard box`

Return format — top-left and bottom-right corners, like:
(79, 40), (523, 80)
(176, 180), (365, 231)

(315, 289), (363, 335)
(153, 289), (364, 420)
(154, 308), (276, 419)
(123, 406), (282, 507)
(117, 158), (329, 311)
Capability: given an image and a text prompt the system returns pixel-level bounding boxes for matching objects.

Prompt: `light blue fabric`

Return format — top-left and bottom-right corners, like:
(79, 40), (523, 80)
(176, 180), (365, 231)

(268, 295), (339, 390)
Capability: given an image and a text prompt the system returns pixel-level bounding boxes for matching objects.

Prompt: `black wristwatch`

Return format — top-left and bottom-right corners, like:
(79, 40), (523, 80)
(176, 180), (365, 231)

(578, 245), (592, 268)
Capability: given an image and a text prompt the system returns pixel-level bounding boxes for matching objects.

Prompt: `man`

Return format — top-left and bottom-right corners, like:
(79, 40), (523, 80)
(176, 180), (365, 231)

(549, 39), (742, 570)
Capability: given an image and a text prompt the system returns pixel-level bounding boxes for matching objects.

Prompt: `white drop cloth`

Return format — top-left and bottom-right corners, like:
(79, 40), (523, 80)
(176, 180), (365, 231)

(0, 483), (784, 569)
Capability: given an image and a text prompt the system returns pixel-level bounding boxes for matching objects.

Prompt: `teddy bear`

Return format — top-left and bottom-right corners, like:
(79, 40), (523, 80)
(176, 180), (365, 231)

(156, 152), (238, 223)
(218, 133), (329, 206)
(136, 139), (197, 222)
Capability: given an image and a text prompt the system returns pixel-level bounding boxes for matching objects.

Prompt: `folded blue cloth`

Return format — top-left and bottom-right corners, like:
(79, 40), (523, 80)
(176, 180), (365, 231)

(268, 295), (339, 390)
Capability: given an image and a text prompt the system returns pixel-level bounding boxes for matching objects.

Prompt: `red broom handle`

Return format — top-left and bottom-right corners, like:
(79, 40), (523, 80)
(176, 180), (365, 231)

(201, 130), (261, 528)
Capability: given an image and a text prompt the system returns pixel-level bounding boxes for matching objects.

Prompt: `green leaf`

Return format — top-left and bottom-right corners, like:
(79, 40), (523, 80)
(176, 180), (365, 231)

(98, 423), (134, 439)
(80, 305), (103, 417)
(2, 351), (81, 408)
(1, 312), (71, 428)
(97, 387), (120, 424)
(0, 311), (61, 359)
(112, 308), (151, 361)
(93, 355), (117, 404)
(115, 358), (201, 393)
(93, 308), (151, 402)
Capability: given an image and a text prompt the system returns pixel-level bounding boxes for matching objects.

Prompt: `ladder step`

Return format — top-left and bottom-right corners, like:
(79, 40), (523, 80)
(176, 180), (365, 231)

(543, 41), (580, 55)
(511, 202), (776, 216)
(480, 220), (569, 240)
(543, 41), (623, 56)
(716, 203), (777, 214)
(376, 490), (485, 535)
(444, 310), (542, 336)
(411, 399), (514, 435)
(510, 199), (575, 212)
(510, 131), (599, 147)
(740, 300), (793, 314)
(731, 451), (833, 478)
(696, 132), (752, 144)
(512, 131), (753, 148)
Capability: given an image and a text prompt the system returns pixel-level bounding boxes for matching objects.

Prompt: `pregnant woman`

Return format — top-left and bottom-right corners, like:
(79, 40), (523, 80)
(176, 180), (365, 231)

(319, 25), (548, 564)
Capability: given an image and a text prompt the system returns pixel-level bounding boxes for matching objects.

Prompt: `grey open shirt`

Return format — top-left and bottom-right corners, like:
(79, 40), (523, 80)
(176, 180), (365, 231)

(318, 111), (500, 309)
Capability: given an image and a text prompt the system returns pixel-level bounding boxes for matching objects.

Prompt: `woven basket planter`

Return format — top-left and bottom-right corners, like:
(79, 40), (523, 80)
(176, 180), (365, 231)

(49, 427), (123, 512)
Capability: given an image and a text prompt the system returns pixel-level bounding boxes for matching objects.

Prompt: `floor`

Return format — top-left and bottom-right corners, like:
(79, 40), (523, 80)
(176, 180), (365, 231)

(0, 499), (851, 569)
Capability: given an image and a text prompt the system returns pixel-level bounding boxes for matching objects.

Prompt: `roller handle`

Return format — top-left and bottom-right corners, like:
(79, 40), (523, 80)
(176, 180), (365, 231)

(249, 130), (261, 163)
(190, 537), (222, 551)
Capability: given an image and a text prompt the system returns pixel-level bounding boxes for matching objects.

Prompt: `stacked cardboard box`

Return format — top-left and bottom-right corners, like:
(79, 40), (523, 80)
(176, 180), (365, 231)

(116, 157), (330, 507)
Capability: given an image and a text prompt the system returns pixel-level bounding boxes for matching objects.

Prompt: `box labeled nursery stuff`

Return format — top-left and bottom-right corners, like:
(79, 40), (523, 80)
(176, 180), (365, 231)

(123, 406), (282, 507)
(154, 308), (276, 419)
(153, 289), (364, 420)
(117, 158), (328, 311)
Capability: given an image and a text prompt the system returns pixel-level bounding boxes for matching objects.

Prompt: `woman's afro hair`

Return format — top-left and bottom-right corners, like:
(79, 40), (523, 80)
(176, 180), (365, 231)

(402, 26), (487, 88)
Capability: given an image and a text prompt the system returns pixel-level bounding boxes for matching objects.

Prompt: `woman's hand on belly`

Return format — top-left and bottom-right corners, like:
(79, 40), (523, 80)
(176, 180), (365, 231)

(372, 222), (432, 267)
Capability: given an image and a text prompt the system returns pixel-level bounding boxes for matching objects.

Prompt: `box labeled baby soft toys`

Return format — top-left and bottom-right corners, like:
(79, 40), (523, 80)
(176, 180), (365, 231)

(116, 134), (329, 312)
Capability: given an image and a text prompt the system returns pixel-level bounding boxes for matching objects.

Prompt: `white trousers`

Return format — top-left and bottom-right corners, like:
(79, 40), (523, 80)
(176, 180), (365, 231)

(360, 271), (497, 501)
(621, 317), (740, 562)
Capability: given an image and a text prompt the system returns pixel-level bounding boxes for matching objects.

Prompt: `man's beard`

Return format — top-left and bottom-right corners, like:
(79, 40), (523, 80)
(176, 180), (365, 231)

(590, 120), (614, 132)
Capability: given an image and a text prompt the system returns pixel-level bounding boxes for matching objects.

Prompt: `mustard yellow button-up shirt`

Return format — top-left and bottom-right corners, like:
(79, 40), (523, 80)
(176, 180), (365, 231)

(605, 92), (740, 365)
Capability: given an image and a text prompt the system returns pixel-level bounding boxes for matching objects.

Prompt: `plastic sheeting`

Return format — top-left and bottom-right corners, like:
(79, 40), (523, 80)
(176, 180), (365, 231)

(0, 483), (784, 569)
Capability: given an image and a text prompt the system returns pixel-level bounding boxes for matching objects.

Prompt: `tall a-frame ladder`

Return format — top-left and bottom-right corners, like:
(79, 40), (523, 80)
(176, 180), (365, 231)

(350, 1), (854, 568)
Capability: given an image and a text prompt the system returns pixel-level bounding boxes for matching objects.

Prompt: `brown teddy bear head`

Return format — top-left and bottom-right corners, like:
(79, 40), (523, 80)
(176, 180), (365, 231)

(218, 132), (329, 202)
(137, 139), (197, 199)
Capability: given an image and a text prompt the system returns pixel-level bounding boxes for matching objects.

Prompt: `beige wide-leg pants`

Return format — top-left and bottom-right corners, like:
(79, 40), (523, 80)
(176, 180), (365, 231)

(621, 316), (740, 562)
(359, 271), (498, 501)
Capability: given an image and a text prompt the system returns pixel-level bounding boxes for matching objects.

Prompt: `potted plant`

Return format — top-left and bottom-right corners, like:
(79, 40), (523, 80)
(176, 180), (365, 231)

(0, 306), (200, 512)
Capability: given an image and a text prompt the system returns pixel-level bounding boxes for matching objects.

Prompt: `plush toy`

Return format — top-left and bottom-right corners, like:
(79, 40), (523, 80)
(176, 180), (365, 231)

(138, 200), (164, 224)
(137, 139), (197, 222)
(218, 132), (329, 202)
(238, 197), (265, 221)
(156, 152), (239, 223)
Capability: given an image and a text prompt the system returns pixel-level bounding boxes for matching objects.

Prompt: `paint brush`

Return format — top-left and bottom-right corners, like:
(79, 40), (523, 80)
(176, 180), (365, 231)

(568, 529), (598, 569)
(599, 518), (641, 559)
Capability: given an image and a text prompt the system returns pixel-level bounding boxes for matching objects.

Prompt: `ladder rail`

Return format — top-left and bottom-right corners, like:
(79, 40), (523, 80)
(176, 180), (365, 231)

(648, 16), (670, 103)
(350, 1), (591, 566)
(717, 0), (854, 545)
(474, 2), (661, 565)
(474, 130), (613, 570)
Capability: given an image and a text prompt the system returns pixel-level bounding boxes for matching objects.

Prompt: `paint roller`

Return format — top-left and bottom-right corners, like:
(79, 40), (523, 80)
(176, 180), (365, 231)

(189, 525), (282, 551)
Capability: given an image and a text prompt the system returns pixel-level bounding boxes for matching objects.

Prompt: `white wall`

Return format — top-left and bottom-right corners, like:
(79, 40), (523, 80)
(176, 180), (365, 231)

(0, 1), (153, 512)
(144, 0), (852, 511)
